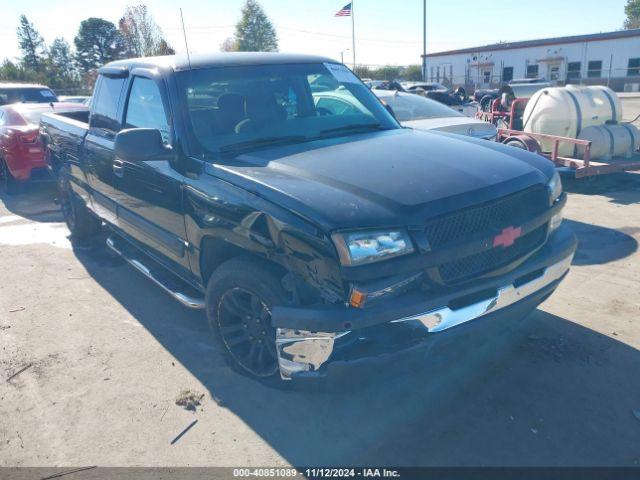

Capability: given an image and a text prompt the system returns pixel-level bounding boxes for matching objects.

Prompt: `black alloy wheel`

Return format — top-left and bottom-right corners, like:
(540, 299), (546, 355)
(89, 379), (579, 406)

(216, 287), (279, 378)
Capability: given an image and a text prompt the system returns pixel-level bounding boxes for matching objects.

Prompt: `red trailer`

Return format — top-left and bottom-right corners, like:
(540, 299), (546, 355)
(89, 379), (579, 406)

(477, 97), (640, 178)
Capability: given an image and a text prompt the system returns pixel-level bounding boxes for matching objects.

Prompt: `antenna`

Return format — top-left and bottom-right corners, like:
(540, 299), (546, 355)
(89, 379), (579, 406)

(180, 8), (192, 69)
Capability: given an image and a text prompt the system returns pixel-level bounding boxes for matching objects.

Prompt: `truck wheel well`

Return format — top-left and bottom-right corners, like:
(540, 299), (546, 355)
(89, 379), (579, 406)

(199, 237), (286, 286)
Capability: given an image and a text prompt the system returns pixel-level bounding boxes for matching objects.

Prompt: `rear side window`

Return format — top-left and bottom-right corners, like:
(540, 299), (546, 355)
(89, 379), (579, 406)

(124, 77), (170, 144)
(91, 76), (126, 132)
(0, 88), (58, 105)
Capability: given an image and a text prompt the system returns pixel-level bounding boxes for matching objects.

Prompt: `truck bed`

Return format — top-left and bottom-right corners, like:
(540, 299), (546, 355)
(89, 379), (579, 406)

(40, 110), (89, 171)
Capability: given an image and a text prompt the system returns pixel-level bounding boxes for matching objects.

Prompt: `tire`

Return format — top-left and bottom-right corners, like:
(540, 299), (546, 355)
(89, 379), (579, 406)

(205, 257), (288, 383)
(0, 158), (19, 195)
(504, 138), (528, 150)
(56, 172), (101, 241)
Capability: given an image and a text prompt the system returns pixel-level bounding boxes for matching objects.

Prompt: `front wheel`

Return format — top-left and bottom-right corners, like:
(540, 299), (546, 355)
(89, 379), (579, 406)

(57, 173), (101, 241)
(205, 257), (288, 381)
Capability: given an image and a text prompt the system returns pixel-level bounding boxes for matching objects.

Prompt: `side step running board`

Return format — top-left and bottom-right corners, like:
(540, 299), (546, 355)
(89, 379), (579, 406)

(106, 236), (205, 310)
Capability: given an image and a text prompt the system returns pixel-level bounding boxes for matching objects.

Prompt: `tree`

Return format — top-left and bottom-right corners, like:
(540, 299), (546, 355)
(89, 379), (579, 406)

(0, 60), (28, 82)
(373, 65), (402, 81)
(17, 15), (46, 70)
(48, 38), (80, 90)
(233, 0), (278, 52)
(118, 5), (175, 57)
(74, 18), (127, 73)
(220, 37), (238, 52)
(353, 65), (372, 78)
(403, 65), (423, 81)
(624, 0), (640, 29)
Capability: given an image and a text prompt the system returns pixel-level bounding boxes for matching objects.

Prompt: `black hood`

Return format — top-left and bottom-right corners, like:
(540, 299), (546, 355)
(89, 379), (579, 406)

(206, 129), (554, 232)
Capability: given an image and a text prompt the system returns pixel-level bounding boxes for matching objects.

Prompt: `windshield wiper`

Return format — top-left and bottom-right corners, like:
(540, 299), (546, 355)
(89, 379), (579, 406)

(219, 136), (309, 155)
(318, 123), (387, 137)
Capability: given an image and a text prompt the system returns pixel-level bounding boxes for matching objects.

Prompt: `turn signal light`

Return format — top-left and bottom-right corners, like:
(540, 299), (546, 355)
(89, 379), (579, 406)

(349, 288), (367, 308)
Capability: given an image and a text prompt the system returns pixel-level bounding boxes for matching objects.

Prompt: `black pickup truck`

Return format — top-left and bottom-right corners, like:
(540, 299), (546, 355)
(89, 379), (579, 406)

(41, 53), (576, 383)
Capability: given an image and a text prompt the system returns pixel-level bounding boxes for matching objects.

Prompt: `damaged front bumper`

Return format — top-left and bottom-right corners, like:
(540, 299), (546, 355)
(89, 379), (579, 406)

(272, 225), (577, 380)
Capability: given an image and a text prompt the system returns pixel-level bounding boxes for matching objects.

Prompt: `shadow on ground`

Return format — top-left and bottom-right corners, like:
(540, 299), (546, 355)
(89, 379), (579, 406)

(70, 238), (640, 466)
(564, 219), (638, 266)
(562, 172), (640, 206)
(0, 181), (61, 223)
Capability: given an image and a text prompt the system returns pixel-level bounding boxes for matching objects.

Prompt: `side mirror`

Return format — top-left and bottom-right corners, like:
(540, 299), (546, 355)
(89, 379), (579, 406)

(114, 128), (170, 162)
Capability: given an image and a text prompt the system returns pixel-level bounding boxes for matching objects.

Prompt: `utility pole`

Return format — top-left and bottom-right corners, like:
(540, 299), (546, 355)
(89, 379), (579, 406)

(421, 0), (427, 81)
(352, 0), (356, 69)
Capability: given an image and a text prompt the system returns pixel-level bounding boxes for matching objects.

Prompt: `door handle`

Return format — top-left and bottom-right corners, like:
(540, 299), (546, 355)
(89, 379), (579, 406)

(113, 159), (125, 178)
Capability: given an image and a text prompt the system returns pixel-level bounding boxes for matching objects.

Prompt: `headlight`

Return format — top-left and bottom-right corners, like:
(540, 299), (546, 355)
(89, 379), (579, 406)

(547, 171), (562, 204)
(547, 171), (563, 232)
(331, 230), (414, 266)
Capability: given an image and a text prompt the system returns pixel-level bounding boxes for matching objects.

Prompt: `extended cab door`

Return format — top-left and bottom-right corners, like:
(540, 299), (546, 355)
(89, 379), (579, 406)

(110, 71), (191, 273)
(84, 73), (127, 223)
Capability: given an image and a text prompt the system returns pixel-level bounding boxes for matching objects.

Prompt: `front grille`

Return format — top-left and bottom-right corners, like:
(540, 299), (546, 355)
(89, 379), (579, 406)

(438, 224), (548, 284)
(423, 186), (549, 285)
(424, 186), (548, 249)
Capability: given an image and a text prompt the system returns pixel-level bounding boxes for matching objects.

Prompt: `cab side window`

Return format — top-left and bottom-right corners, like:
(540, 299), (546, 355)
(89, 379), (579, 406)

(90, 76), (126, 133)
(125, 77), (170, 144)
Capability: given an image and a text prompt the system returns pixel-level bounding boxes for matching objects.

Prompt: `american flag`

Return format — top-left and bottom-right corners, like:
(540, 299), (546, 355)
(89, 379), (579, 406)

(335, 3), (352, 16)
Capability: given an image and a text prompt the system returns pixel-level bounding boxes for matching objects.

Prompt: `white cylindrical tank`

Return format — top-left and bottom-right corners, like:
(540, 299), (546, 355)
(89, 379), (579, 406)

(522, 85), (622, 156)
(577, 123), (640, 160)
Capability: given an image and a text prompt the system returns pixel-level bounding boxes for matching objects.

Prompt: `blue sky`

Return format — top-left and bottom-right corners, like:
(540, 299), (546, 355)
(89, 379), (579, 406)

(0, 0), (630, 66)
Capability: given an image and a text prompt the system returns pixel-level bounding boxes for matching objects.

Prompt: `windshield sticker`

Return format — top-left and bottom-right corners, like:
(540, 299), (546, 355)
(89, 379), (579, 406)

(40, 90), (55, 97)
(324, 63), (360, 84)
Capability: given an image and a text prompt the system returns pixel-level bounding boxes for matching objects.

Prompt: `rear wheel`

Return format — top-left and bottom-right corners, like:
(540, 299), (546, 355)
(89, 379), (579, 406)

(57, 173), (101, 241)
(205, 257), (288, 381)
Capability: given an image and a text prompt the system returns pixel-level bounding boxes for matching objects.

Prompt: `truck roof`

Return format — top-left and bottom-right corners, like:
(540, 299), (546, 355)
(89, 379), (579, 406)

(101, 52), (338, 73)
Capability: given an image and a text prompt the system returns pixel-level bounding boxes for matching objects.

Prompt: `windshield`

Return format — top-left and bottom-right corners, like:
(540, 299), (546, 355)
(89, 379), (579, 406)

(382, 93), (463, 122)
(177, 63), (399, 157)
(0, 88), (58, 105)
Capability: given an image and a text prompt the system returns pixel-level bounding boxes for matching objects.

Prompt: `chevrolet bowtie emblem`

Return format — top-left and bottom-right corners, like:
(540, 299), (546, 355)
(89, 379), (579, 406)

(493, 226), (523, 248)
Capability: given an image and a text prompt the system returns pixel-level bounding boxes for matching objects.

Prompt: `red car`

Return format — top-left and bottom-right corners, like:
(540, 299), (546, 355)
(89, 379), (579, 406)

(0, 102), (88, 193)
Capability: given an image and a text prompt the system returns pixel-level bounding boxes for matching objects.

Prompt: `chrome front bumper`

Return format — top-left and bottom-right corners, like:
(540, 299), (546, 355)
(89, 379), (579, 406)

(275, 252), (574, 380)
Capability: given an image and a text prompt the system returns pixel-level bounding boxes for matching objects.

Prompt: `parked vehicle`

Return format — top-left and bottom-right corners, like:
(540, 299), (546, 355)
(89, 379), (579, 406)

(0, 83), (58, 105)
(58, 95), (91, 105)
(41, 53), (576, 384)
(403, 82), (448, 93)
(373, 90), (497, 139)
(0, 102), (87, 193)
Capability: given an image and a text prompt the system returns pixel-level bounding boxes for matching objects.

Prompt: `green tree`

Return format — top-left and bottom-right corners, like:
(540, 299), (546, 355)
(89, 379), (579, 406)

(118, 5), (175, 57)
(625, 0), (640, 29)
(16, 15), (46, 71)
(403, 65), (423, 81)
(233, 0), (278, 52)
(48, 38), (80, 90)
(353, 65), (372, 79)
(74, 18), (127, 73)
(372, 65), (402, 81)
(0, 60), (29, 82)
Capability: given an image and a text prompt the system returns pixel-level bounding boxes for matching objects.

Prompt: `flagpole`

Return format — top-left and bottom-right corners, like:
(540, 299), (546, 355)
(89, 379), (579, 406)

(351, 0), (356, 69)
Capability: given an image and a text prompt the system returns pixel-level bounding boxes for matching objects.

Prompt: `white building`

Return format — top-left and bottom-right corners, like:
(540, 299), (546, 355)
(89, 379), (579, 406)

(424, 29), (640, 92)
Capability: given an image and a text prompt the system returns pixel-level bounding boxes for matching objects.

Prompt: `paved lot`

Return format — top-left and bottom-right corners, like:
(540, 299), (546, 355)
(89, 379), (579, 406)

(1, 172), (639, 467)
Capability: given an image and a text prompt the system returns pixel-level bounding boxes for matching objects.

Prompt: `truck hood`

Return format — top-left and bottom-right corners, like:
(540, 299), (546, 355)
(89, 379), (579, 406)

(206, 129), (554, 232)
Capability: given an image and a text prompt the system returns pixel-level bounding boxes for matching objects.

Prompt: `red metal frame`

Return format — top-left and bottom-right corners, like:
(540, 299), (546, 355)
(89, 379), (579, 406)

(477, 96), (640, 178)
